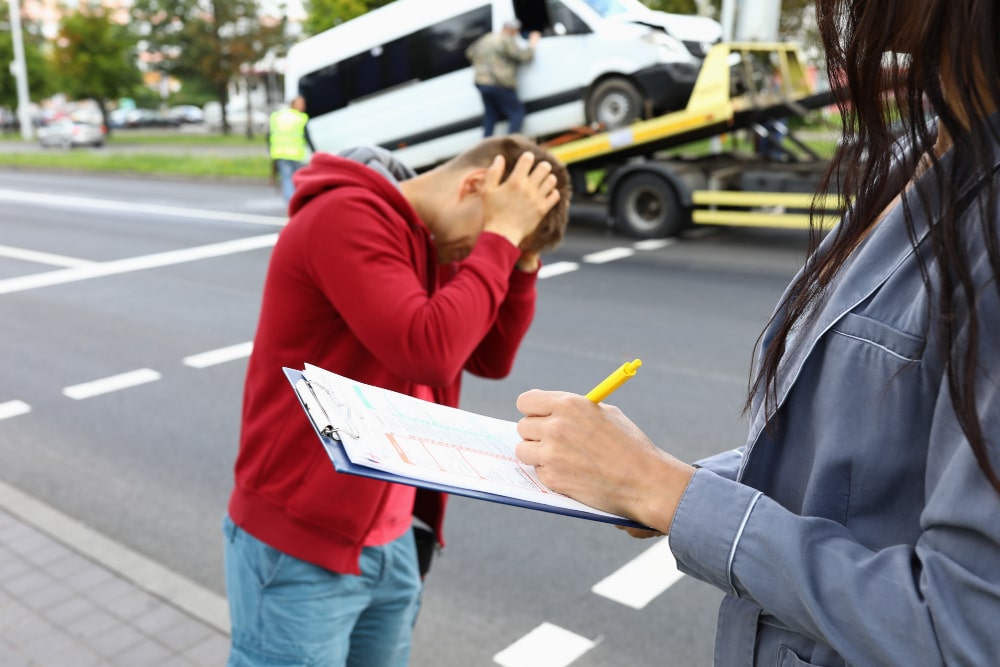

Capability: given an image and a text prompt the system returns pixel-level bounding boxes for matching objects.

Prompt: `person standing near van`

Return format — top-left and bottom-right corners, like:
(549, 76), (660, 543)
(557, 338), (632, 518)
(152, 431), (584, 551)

(223, 135), (570, 667)
(466, 20), (541, 137)
(268, 96), (312, 204)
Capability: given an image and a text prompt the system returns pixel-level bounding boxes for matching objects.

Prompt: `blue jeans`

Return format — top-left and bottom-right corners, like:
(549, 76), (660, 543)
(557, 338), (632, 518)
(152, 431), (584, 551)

(275, 159), (305, 203)
(476, 84), (526, 136)
(222, 515), (422, 667)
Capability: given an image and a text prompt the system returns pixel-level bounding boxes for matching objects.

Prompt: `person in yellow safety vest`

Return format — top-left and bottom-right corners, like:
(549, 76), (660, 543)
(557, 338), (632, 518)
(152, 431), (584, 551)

(268, 96), (313, 204)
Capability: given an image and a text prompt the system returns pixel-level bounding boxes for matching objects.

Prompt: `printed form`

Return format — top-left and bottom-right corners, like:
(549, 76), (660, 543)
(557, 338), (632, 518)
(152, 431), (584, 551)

(300, 363), (624, 521)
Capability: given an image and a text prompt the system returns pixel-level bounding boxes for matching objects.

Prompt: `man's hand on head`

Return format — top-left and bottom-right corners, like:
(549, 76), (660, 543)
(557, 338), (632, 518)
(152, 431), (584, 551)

(481, 152), (561, 249)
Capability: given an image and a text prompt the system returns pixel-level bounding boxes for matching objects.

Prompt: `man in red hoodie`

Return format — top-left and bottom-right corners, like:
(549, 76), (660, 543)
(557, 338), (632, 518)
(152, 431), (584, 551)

(223, 135), (570, 666)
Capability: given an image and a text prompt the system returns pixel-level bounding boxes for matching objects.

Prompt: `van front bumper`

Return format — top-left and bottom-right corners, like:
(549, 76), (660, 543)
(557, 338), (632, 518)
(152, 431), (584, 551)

(633, 62), (701, 114)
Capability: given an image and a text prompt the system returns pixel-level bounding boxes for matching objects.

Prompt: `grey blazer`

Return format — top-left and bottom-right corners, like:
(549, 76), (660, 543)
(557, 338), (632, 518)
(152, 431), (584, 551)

(668, 132), (1000, 666)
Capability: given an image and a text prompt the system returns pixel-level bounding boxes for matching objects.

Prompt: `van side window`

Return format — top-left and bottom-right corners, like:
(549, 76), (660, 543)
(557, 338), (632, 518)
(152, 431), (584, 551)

(546, 0), (592, 35)
(299, 5), (491, 117)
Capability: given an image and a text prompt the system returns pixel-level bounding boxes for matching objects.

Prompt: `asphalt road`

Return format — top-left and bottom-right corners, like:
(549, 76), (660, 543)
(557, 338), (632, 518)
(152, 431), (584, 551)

(0, 168), (810, 666)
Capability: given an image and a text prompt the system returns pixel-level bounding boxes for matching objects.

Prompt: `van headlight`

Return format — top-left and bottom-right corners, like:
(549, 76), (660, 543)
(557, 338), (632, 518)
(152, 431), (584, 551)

(641, 30), (687, 58)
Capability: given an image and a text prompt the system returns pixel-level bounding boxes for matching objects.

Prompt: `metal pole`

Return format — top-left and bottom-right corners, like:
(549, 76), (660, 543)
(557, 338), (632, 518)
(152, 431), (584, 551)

(720, 0), (737, 42)
(8, 0), (33, 140)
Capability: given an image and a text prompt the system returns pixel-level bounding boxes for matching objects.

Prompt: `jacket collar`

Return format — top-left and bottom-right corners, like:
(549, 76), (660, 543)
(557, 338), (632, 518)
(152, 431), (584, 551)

(741, 113), (1000, 473)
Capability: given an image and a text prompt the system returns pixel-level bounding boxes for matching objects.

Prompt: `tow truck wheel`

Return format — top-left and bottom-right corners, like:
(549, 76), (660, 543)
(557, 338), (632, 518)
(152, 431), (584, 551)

(612, 171), (687, 238)
(586, 78), (643, 129)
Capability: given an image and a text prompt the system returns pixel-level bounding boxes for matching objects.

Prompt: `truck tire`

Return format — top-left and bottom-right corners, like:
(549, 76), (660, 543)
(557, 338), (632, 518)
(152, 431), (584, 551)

(586, 78), (643, 129)
(612, 171), (687, 238)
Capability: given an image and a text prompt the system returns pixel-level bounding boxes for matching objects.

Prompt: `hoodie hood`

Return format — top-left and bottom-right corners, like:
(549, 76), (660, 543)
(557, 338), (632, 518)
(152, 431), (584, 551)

(288, 146), (418, 218)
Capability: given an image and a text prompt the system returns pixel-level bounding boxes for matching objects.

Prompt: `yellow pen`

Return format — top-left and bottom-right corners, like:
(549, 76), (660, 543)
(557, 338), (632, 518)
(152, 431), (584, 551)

(586, 359), (642, 403)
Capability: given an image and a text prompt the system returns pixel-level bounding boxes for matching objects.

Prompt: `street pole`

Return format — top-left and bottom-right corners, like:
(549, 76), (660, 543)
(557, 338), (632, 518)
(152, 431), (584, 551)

(720, 0), (736, 42)
(8, 0), (33, 140)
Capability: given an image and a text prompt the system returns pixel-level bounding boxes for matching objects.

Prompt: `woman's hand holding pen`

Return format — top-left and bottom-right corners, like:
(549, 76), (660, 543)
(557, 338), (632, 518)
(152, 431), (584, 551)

(514, 390), (695, 535)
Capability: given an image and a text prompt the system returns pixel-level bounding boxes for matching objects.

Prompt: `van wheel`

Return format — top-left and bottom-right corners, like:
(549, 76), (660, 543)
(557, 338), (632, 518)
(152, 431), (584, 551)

(612, 171), (687, 238)
(586, 78), (643, 129)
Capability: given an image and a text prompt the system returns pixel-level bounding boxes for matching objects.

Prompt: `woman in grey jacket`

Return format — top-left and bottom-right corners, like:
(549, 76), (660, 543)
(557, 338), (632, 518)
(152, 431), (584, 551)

(515, 1), (1000, 664)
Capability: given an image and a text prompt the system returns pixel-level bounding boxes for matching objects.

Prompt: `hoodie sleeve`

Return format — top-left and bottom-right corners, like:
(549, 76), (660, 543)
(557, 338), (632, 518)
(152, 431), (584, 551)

(301, 187), (525, 387)
(463, 261), (537, 379)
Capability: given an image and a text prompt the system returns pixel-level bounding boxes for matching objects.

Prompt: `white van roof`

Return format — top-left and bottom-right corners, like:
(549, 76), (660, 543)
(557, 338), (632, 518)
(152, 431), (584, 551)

(286, 0), (488, 82)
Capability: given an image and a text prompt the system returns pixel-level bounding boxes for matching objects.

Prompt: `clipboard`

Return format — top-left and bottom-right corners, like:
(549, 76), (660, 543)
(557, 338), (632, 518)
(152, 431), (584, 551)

(284, 366), (644, 528)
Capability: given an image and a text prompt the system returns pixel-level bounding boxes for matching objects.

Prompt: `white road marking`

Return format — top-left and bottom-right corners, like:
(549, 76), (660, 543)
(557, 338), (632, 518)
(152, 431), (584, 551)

(0, 233), (278, 295)
(493, 622), (597, 667)
(538, 261), (580, 279)
(63, 369), (162, 400)
(633, 238), (677, 251)
(591, 537), (684, 609)
(583, 247), (635, 264)
(0, 188), (287, 226)
(0, 245), (96, 268)
(183, 342), (253, 368)
(0, 400), (31, 421)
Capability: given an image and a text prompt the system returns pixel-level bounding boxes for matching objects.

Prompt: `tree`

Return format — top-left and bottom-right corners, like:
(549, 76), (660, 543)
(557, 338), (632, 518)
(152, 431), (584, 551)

(0, 0), (55, 117)
(302, 0), (394, 37)
(52, 4), (142, 136)
(132, 0), (287, 135)
(642, 0), (699, 12)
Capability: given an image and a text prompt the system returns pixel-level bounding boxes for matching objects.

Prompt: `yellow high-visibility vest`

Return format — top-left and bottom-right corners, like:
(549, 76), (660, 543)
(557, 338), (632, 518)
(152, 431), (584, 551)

(269, 108), (309, 161)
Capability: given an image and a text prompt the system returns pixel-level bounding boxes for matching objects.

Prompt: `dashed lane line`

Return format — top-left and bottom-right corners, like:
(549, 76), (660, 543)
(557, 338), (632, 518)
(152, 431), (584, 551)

(493, 622), (597, 667)
(583, 247), (636, 264)
(0, 233), (279, 296)
(0, 188), (287, 227)
(183, 342), (253, 368)
(63, 368), (162, 400)
(634, 238), (678, 251)
(538, 261), (580, 279)
(0, 400), (31, 421)
(591, 536), (684, 609)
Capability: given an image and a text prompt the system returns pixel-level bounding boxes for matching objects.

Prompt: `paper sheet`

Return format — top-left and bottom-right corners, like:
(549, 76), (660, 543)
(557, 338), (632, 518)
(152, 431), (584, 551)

(301, 363), (625, 521)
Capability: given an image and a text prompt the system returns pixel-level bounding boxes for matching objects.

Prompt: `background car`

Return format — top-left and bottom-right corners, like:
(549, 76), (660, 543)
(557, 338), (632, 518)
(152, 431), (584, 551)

(124, 108), (181, 128)
(167, 105), (205, 124)
(37, 118), (106, 148)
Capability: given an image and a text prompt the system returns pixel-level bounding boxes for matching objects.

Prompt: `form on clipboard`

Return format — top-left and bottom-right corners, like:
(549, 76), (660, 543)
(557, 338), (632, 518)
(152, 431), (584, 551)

(285, 363), (641, 528)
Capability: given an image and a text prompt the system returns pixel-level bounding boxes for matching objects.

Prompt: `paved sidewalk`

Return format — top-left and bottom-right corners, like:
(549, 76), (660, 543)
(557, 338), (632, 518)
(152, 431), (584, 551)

(0, 482), (230, 666)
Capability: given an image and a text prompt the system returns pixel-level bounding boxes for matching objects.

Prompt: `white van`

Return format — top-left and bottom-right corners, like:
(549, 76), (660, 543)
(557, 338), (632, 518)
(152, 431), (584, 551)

(595, 1), (723, 58)
(285, 0), (720, 171)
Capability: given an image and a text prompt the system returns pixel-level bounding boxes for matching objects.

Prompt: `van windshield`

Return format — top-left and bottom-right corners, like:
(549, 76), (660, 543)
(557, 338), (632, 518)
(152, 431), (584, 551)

(577, 0), (643, 18)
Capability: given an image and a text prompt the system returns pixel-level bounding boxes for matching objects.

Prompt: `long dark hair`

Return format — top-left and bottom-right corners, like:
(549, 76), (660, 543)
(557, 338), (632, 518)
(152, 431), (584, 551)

(748, 0), (1000, 493)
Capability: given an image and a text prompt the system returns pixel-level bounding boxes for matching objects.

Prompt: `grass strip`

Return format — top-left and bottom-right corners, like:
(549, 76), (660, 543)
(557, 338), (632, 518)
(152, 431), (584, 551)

(0, 151), (271, 179)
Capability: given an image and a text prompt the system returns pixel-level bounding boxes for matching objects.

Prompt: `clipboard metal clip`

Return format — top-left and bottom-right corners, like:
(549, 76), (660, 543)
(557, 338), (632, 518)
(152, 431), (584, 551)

(302, 378), (360, 439)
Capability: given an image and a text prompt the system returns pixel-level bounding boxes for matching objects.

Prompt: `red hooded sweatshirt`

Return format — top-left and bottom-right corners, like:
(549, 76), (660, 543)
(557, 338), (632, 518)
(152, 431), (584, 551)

(228, 149), (538, 574)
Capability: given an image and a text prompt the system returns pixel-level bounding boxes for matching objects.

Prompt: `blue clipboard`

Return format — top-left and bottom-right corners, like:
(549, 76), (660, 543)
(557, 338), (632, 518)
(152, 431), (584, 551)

(284, 367), (645, 529)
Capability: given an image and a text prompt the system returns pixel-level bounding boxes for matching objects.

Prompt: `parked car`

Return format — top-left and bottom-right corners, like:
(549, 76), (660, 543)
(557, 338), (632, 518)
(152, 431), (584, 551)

(167, 105), (205, 124)
(124, 108), (181, 128)
(37, 118), (106, 148)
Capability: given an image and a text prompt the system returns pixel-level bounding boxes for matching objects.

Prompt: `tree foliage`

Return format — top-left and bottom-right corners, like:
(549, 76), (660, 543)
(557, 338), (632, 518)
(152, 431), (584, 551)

(131, 0), (287, 134)
(642, 0), (699, 12)
(0, 0), (56, 110)
(52, 4), (143, 134)
(302, 0), (395, 36)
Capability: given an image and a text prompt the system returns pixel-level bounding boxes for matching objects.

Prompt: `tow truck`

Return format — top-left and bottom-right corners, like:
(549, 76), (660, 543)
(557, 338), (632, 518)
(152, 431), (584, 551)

(545, 42), (842, 238)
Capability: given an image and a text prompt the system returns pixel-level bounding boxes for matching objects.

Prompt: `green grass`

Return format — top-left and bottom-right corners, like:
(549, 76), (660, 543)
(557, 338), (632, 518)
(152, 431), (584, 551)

(0, 128), (839, 183)
(106, 130), (266, 146)
(0, 150), (271, 179)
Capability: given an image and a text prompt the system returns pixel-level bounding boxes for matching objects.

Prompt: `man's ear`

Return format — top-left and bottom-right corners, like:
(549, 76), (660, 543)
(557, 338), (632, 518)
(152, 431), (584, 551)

(458, 168), (489, 200)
